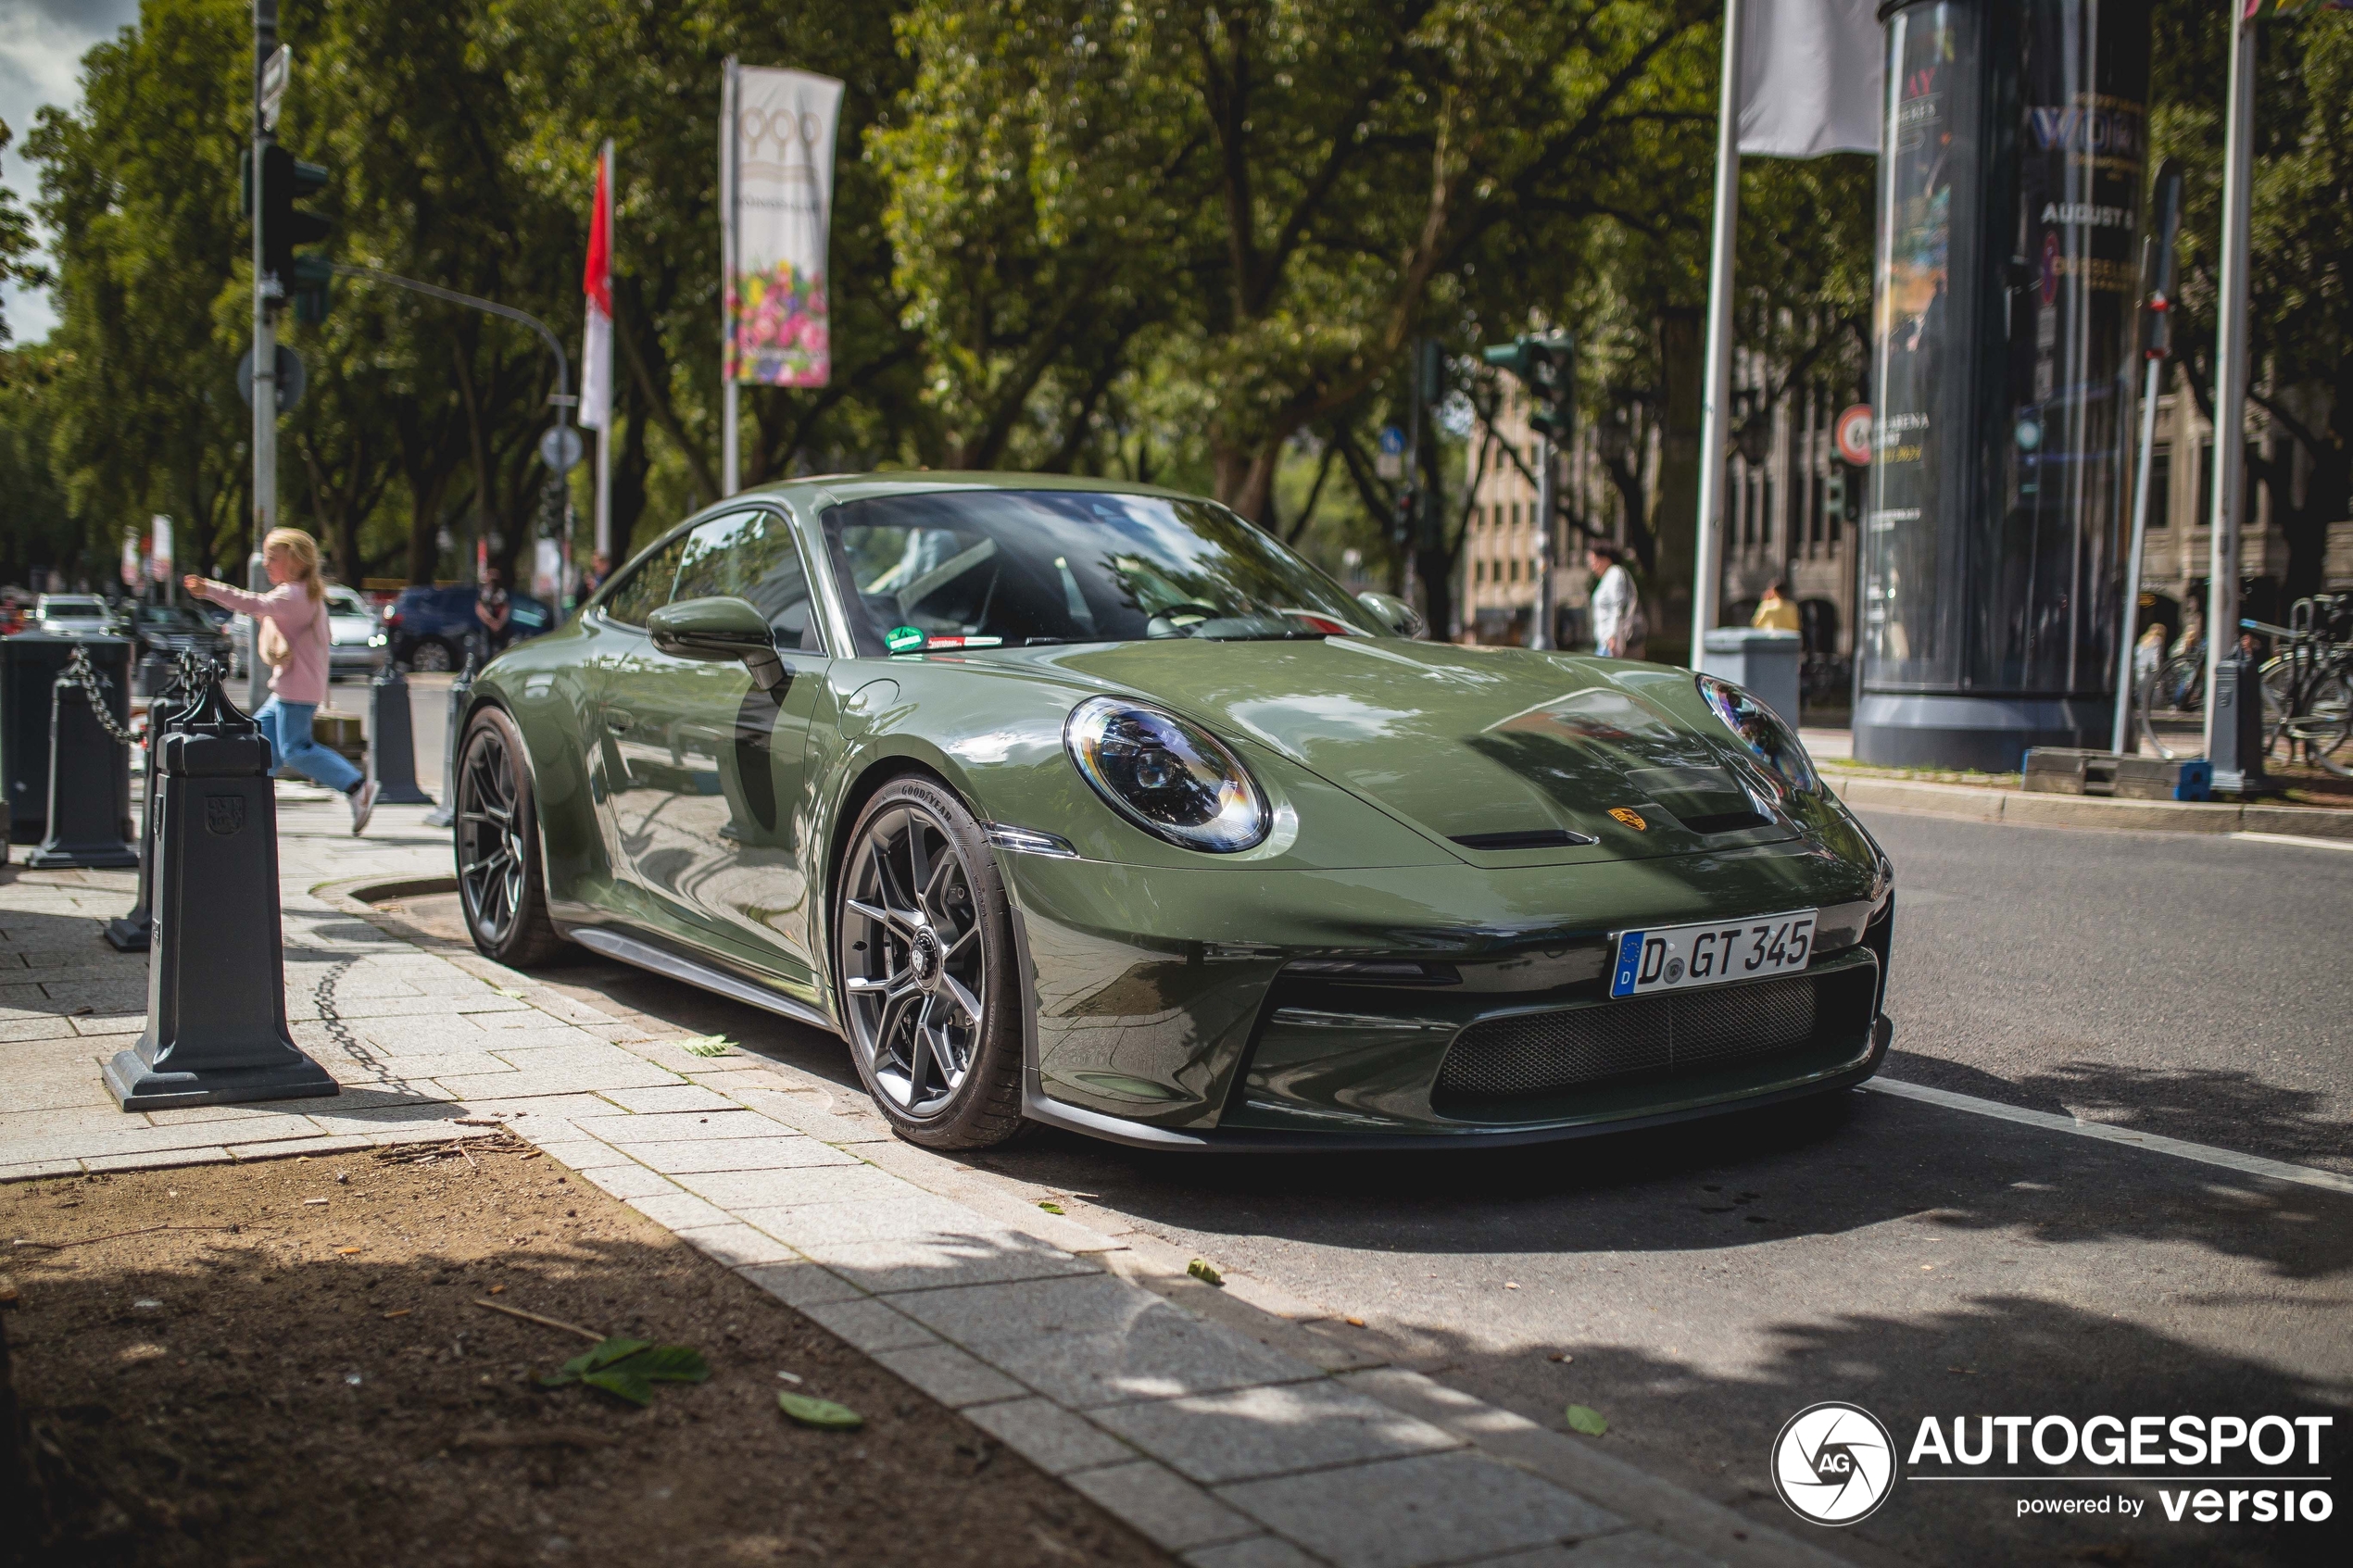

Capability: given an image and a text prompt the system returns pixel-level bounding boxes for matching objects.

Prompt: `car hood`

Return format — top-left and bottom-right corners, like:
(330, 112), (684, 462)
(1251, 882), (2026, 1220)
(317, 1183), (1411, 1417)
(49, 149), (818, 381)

(1026, 638), (1794, 862)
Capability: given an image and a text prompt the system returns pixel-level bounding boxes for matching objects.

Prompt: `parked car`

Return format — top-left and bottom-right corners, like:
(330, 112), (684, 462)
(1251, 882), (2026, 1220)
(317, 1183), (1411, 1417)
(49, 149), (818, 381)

(382, 583), (553, 671)
(123, 602), (233, 668)
(449, 474), (1894, 1152)
(226, 584), (392, 679)
(33, 594), (115, 638)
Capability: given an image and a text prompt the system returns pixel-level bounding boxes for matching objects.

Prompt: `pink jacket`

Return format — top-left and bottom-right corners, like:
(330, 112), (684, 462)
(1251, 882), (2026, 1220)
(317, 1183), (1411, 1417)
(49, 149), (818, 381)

(203, 582), (331, 706)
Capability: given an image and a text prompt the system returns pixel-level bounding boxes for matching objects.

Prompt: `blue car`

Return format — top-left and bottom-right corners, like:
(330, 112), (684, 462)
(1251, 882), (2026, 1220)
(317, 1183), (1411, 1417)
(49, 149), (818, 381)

(380, 584), (555, 671)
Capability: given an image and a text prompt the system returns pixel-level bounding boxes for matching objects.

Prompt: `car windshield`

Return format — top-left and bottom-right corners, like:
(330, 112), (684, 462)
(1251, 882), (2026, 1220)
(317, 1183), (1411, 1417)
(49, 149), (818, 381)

(42, 600), (103, 619)
(133, 607), (209, 633)
(820, 489), (1377, 657)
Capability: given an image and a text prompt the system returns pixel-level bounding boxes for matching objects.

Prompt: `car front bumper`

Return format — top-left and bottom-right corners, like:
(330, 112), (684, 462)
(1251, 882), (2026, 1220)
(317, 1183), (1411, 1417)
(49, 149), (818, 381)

(999, 837), (1893, 1143)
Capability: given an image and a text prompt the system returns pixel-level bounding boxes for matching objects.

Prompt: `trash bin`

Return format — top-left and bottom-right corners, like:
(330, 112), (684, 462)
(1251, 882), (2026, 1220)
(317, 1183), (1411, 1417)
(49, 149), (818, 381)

(1698, 628), (1803, 730)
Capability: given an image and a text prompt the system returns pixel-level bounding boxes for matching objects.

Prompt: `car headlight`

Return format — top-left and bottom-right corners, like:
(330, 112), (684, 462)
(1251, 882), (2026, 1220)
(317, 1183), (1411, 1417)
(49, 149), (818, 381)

(1695, 674), (1820, 797)
(1063, 696), (1269, 852)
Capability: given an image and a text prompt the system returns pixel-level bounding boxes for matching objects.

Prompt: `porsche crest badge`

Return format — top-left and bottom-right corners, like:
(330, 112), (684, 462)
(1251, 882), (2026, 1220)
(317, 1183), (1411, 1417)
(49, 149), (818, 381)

(1608, 807), (1647, 832)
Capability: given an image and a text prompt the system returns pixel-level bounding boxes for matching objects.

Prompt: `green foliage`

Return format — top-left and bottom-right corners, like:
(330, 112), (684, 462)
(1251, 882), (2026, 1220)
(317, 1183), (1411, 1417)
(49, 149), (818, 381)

(777, 1390), (864, 1429)
(539, 1335), (712, 1406)
(1565, 1402), (1608, 1436)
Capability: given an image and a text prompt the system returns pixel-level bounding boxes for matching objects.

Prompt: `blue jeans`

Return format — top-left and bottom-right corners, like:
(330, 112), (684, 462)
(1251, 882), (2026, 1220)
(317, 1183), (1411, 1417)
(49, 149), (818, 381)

(256, 698), (363, 794)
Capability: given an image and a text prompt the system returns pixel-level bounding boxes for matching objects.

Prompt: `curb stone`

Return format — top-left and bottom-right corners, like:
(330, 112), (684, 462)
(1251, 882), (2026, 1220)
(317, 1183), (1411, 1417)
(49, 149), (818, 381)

(1826, 771), (2353, 838)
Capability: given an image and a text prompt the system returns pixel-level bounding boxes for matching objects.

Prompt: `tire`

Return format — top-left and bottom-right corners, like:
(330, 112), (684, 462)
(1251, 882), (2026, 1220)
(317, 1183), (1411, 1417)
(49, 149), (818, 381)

(453, 705), (572, 968)
(2152, 653), (2205, 715)
(410, 637), (455, 673)
(834, 775), (1026, 1148)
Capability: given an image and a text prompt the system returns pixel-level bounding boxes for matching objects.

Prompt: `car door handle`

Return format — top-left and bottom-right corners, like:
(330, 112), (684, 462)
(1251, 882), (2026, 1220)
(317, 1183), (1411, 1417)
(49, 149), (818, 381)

(604, 709), (634, 734)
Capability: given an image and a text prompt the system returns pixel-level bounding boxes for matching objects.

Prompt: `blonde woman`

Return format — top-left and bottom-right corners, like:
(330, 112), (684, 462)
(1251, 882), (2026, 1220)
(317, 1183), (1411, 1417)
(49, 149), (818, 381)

(184, 528), (378, 834)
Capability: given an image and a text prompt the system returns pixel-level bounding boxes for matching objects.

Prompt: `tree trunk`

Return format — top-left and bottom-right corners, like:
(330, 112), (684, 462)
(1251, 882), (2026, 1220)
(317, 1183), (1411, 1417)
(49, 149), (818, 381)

(1648, 307), (1705, 665)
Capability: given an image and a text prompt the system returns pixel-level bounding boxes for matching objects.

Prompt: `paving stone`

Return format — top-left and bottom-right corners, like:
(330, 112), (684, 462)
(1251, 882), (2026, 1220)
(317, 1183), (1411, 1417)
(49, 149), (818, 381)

(885, 1272), (1174, 1344)
(570, 1110), (779, 1144)
(0, 1160), (85, 1183)
(975, 1315), (1318, 1411)
(527, 1139), (640, 1173)
(224, 1134), (379, 1161)
(625, 1136), (854, 1175)
(872, 1342), (1031, 1409)
(593, 1085), (747, 1115)
(1181, 1537), (1325, 1568)
(432, 1064), (681, 1099)
(804, 1231), (1102, 1296)
(1067, 1461), (1259, 1554)
(625, 1191), (733, 1231)
(735, 1260), (867, 1310)
(675, 1222), (800, 1268)
(1089, 1381), (1463, 1486)
(82, 1146), (240, 1173)
(1215, 1451), (1626, 1568)
(671, 1163), (907, 1210)
(799, 1297), (939, 1355)
(964, 1396), (1139, 1476)
(581, 1164), (683, 1201)
(733, 1195), (1002, 1248)
(1553, 1534), (1719, 1568)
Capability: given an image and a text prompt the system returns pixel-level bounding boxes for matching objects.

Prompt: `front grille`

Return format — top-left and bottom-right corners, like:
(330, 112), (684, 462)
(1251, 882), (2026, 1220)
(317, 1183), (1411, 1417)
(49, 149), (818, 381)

(1434, 962), (1874, 1107)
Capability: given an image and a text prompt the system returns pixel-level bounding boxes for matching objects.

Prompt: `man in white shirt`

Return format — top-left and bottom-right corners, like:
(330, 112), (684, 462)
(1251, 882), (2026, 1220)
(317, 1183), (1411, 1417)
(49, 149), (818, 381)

(1585, 543), (1644, 659)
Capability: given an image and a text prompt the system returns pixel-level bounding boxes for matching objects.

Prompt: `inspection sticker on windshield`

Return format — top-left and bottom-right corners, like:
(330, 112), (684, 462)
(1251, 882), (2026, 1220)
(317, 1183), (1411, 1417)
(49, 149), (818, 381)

(1609, 911), (1817, 997)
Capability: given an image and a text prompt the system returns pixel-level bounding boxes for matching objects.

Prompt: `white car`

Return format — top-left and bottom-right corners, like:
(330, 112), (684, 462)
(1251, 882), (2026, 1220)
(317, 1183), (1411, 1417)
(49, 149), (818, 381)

(34, 594), (115, 638)
(227, 585), (386, 679)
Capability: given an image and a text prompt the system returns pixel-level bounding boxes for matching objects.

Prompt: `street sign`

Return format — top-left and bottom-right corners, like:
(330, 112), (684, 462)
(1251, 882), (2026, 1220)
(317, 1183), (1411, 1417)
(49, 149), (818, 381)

(1376, 424), (1404, 480)
(1834, 404), (1872, 468)
(236, 344), (306, 414)
(538, 423), (585, 472)
(258, 45), (291, 132)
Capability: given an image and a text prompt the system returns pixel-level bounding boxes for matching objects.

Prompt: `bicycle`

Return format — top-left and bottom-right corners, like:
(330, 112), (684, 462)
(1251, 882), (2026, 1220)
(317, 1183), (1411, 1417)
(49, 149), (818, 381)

(2248, 596), (2352, 770)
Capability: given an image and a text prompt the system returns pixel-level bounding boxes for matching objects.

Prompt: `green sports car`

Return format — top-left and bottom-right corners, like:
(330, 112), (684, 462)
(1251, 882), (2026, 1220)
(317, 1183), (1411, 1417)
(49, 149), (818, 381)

(452, 473), (1894, 1150)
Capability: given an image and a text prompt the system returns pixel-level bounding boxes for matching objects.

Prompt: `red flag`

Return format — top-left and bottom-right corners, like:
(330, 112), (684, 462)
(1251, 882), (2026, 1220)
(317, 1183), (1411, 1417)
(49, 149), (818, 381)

(581, 144), (613, 431)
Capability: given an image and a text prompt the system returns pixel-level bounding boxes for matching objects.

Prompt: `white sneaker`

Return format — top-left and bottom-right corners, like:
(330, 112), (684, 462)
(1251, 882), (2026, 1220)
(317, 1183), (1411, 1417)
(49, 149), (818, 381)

(348, 780), (378, 835)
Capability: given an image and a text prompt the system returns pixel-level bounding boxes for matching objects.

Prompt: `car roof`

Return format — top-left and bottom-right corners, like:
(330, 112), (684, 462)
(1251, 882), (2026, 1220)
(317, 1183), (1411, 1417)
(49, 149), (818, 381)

(737, 470), (1215, 510)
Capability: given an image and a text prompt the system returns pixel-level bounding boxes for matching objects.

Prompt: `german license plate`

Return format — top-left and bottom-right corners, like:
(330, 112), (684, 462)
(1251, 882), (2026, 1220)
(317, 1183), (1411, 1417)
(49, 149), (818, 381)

(1609, 910), (1818, 997)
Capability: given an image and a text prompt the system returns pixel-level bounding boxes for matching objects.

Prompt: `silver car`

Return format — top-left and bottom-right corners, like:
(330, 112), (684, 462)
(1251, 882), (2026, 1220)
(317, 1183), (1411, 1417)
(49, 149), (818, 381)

(226, 584), (386, 679)
(34, 594), (115, 638)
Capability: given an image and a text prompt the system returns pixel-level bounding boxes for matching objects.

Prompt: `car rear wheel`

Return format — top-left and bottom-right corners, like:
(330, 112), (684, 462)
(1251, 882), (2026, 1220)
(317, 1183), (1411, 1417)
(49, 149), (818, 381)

(454, 706), (571, 968)
(410, 637), (455, 673)
(836, 777), (1026, 1148)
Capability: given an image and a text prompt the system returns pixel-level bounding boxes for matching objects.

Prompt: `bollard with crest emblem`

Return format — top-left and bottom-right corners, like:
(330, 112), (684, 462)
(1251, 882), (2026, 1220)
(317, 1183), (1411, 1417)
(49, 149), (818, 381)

(101, 661), (338, 1110)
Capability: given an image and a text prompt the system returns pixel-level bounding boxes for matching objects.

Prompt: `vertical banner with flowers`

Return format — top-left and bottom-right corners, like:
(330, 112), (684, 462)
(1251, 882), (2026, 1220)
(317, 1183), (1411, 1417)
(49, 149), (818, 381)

(725, 65), (844, 388)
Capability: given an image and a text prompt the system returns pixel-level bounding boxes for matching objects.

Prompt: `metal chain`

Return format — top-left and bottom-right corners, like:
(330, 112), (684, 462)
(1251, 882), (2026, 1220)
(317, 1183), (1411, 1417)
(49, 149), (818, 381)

(57, 644), (140, 746)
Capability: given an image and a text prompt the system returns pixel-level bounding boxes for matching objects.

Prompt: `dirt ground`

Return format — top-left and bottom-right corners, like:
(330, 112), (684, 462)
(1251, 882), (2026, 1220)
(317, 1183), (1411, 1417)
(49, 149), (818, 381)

(0, 1145), (1165, 1568)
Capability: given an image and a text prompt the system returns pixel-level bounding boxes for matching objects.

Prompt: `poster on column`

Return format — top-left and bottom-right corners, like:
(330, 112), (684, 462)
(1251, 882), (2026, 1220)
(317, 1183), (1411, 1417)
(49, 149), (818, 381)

(727, 66), (844, 388)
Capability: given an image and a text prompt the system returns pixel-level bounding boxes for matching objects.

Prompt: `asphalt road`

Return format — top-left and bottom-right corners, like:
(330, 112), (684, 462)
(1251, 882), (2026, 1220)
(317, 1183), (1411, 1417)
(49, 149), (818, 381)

(383, 673), (2350, 1566)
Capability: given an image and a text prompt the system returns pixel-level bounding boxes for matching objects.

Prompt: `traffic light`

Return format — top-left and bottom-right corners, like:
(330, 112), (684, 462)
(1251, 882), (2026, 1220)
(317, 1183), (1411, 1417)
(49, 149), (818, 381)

(256, 144), (331, 314)
(1823, 470), (1845, 519)
(1480, 332), (1575, 444)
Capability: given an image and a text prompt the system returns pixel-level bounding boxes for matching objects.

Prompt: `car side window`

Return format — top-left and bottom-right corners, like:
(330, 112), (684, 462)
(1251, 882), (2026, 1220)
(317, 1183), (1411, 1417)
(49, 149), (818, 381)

(668, 509), (826, 654)
(600, 533), (694, 627)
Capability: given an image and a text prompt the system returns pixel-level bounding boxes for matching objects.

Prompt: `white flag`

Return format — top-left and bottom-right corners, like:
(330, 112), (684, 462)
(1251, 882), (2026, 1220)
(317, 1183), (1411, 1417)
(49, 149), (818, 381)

(1737, 0), (1881, 158)
(579, 142), (613, 430)
(726, 67), (843, 387)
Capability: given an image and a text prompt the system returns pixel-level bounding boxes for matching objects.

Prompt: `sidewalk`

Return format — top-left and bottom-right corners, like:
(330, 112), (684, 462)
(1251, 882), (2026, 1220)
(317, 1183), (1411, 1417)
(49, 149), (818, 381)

(3, 784), (1846, 1568)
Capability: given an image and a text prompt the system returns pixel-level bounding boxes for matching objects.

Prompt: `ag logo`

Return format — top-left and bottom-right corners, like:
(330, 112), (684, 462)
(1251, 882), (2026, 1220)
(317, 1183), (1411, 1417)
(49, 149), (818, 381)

(1607, 807), (1646, 831)
(1771, 1402), (1896, 1525)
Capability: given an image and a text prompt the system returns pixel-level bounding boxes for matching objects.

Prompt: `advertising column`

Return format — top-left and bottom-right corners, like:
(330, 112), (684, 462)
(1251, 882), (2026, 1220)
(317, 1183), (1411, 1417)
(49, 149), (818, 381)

(1856, 0), (2149, 770)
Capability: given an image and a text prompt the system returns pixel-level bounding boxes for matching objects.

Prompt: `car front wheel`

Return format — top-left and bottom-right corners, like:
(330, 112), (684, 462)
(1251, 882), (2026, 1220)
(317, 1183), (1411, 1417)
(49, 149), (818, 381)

(835, 776), (1026, 1148)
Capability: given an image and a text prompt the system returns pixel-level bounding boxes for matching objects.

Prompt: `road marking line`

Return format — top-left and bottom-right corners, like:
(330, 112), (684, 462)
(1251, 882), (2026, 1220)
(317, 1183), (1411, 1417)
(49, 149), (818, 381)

(1863, 1078), (2353, 1198)
(2232, 831), (2353, 853)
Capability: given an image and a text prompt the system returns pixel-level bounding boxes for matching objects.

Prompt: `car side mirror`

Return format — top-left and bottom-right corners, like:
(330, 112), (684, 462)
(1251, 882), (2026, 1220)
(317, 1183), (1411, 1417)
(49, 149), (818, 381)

(648, 596), (786, 691)
(1357, 591), (1427, 639)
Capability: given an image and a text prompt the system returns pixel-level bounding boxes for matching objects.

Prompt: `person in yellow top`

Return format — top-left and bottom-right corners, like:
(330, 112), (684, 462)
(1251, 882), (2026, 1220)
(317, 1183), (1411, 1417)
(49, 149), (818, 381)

(1752, 579), (1802, 633)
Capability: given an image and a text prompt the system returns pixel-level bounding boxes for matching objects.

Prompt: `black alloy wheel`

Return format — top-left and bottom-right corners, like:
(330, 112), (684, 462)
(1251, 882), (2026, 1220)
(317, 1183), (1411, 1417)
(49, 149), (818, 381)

(453, 706), (569, 966)
(410, 637), (455, 672)
(837, 777), (1024, 1148)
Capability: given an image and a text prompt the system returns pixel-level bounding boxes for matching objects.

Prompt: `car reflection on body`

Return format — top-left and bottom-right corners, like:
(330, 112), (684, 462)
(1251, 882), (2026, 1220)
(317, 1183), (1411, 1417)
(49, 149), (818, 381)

(449, 474), (1894, 1150)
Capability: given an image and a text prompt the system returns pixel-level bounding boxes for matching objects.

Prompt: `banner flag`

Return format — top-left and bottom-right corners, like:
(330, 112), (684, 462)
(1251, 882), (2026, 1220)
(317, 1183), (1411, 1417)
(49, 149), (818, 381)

(724, 66), (844, 387)
(580, 143), (613, 431)
(1736, 0), (1881, 158)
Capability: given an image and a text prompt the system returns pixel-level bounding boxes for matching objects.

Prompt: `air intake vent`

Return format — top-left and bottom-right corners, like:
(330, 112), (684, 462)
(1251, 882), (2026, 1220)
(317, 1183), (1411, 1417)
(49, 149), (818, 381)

(1433, 962), (1877, 1110)
(1673, 809), (1772, 834)
(1450, 829), (1599, 850)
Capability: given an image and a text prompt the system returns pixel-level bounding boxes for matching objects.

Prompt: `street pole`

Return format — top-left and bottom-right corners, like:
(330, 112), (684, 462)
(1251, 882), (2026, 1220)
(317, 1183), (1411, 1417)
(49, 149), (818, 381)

(719, 58), (740, 499)
(247, 0), (279, 716)
(2112, 160), (2182, 759)
(2202, 7), (2257, 786)
(1690, 0), (1743, 663)
(1534, 433), (1557, 651)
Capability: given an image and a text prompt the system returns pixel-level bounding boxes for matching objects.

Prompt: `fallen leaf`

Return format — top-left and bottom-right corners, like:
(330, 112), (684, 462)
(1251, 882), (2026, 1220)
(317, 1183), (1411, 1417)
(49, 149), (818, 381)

(382, 1310), (412, 1320)
(776, 1371), (803, 1385)
(1037, 1201), (1064, 1215)
(679, 1035), (733, 1058)
(1565, 1404), (1608, 1437)
(488, 1285), (505, 1295)
(336, 1248), (362, 1256)
(778, 1392), (863, 1430)
(1344, 1316), (1365, 1327)
(1187, 1258), (1224, 1287)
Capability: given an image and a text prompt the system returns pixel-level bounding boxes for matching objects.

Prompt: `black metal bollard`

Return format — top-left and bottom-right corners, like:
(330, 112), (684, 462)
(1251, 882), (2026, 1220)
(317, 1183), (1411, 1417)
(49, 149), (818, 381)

(421, 654), (473, 830)
(27, 646), (139, 869)
(106, 658), (207, 952)
(101, 667), (338, 1110)
(367, 664), (435, 806)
